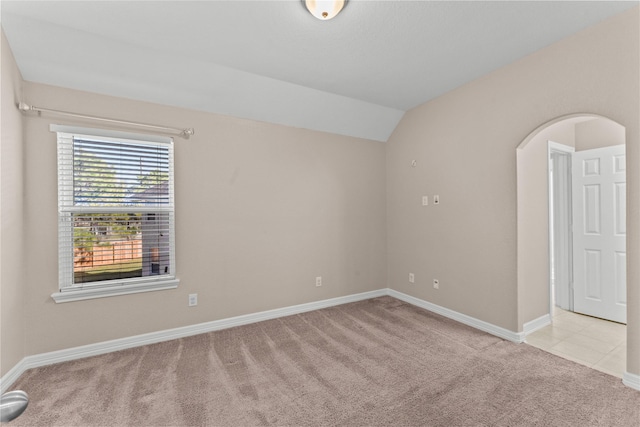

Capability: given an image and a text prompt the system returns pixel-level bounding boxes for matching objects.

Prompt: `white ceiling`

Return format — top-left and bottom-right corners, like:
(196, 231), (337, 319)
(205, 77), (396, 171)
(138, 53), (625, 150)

(1, 1), (637, 141)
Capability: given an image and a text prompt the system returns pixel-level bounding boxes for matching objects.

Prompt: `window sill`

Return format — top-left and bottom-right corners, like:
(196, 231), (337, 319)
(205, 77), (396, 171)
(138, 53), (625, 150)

(51, 278), (179, 303)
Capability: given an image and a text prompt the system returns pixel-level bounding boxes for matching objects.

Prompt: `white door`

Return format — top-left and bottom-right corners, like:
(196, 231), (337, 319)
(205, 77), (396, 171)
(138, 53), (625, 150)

(572, 145), (626, 324)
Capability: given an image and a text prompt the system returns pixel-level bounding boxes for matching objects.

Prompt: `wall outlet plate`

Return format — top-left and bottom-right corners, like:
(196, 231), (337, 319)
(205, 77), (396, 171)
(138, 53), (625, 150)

(188, 293), (198, 306)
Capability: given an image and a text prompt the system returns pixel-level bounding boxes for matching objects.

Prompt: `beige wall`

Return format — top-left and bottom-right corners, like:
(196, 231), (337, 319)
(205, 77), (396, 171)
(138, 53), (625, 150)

(575, 117), (626, 151)
(1, 30), (25, 377)
(386, 8), (639, 374)
(20, 81), (387, 355)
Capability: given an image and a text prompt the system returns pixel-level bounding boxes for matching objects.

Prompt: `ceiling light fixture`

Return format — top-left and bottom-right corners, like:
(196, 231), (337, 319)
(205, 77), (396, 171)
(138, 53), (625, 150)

(305, 0), (345, 20)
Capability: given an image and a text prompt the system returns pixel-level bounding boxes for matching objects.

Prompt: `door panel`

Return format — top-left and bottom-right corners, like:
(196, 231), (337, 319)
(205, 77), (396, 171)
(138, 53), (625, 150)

(584, 250), (601, 300)
(615, 183), (626, 235)
(572, 145), (626, 323)
(615, 252), (626, 305)
(583, 185), (601, 234)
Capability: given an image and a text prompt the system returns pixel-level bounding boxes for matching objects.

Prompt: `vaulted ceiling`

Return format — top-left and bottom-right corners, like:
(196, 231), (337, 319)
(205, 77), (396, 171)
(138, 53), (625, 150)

(1, 1), (636, 141)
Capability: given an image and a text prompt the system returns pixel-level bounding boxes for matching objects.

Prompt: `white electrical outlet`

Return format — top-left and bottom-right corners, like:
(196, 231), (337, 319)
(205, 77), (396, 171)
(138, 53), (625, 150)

(433, 195), (440, 205)
(188, 293), (198, 306)
(409, 273), (415, 284)
(316, 276), (322, 287)
(433, 279), (439, 289)
(422, 196), (428, 206)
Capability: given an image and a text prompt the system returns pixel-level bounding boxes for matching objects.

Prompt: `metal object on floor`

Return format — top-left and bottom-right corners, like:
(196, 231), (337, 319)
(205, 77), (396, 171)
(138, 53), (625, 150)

(0, 390), (29, 423)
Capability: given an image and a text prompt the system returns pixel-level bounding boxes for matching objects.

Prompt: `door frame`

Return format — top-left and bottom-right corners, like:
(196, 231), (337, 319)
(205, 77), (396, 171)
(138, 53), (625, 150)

(548, 141), (574, 316)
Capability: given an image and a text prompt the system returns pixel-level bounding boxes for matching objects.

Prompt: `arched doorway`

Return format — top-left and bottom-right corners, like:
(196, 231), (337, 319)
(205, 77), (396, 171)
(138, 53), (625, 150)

(517, 114), (627, 377)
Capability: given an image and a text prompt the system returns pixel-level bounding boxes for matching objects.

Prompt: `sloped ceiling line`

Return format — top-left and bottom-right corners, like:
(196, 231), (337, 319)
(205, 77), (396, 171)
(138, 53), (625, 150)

(1, 1), (636, 142)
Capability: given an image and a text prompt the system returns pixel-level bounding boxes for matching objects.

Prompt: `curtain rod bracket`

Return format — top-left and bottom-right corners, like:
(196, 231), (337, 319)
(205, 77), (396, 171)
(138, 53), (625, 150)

(18, 102), (194, 139)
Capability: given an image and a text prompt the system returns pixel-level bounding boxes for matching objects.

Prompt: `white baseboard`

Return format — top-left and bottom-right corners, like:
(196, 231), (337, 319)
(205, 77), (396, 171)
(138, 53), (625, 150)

(623, 371), (640, 391)
(1, 289), (386, 394)
(4, 288), (637, 394)
(523, 314), (552, 335)
(0, 359), (28, 395)
(387, 289), (525, 343)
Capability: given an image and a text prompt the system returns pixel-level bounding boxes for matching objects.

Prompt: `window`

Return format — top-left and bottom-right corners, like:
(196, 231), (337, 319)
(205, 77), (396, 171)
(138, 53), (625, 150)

(52, 125), (178, 303)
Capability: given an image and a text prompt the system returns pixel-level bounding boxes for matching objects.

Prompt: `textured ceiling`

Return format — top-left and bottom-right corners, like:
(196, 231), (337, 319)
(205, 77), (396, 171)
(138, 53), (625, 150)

(1, 1), (637, 141)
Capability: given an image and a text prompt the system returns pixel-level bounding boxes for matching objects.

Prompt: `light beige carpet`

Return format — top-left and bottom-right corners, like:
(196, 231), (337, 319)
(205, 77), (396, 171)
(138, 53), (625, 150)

(8, 296), (640, 426)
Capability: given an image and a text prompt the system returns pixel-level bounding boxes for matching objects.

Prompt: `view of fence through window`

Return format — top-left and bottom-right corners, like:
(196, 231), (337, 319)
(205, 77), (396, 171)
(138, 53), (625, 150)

(72, 138), (171, 284)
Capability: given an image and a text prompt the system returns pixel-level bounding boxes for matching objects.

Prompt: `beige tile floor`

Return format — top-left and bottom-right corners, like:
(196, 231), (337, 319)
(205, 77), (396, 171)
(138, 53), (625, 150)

(525, 306), (626, 378)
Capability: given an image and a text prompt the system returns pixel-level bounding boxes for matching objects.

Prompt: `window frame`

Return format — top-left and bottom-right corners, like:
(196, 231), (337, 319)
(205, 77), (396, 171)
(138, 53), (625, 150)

(51, 125), (178, 303)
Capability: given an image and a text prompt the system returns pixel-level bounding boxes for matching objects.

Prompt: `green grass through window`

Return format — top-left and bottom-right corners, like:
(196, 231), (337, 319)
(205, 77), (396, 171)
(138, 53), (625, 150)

(74, 258), (142, 283)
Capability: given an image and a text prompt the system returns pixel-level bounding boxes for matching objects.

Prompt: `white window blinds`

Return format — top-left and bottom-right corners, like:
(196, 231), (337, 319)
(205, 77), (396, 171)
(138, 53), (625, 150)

(56, 127), (176, 296)
(72, 138), (171, 206)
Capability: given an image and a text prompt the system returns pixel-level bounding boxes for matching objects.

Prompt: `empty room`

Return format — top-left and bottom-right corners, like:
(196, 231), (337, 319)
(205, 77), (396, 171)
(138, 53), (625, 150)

(1, 1), (639, 425)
